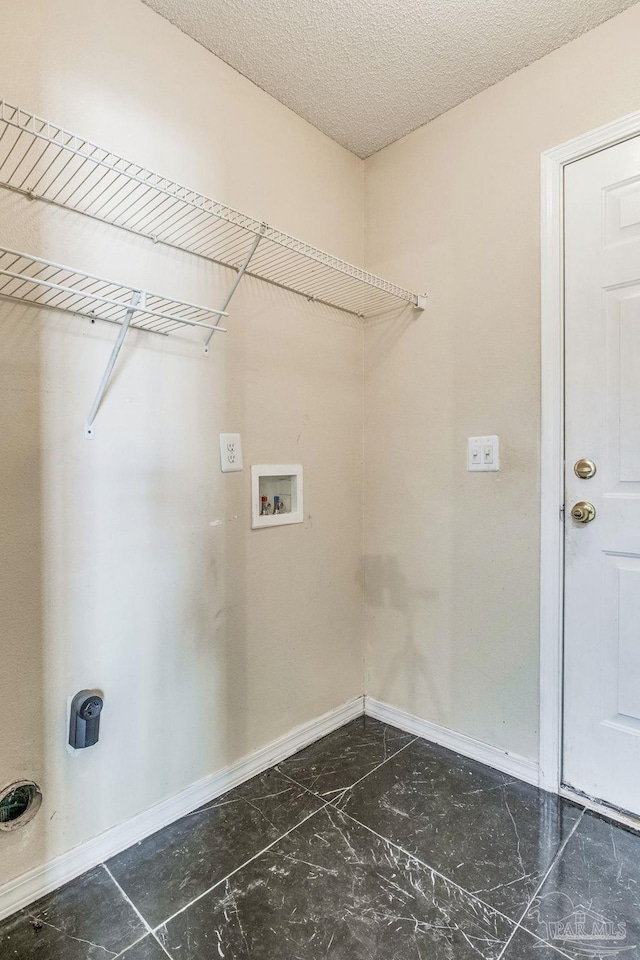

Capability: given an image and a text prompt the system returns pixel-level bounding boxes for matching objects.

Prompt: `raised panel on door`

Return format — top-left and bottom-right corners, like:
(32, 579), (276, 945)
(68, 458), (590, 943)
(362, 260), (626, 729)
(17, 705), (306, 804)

(603, 287), (640, 492)
(601, 555), (640, 731)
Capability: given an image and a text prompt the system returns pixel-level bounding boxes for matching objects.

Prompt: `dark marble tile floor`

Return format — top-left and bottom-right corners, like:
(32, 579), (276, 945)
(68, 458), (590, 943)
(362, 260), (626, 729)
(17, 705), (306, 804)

(1, 715), (638, 959)
(336, 736), (583, 920)
(107, 767), (322, 928)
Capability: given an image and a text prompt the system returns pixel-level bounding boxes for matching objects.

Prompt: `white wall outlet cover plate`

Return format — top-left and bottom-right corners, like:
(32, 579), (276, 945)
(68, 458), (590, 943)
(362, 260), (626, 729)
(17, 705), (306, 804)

(219, 433), (243, 472)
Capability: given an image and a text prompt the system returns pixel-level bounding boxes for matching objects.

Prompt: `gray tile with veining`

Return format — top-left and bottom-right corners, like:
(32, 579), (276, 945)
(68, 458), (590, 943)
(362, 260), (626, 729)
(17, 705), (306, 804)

(158, 805), (515, 959)
(276, 715), (414, 801)
(521, 811), (640, 960)
(0, 865), (146, 959)
(338, 735), (583, 921)
(106, 767), (322, 929)
(502, 928), (573, 958)
(118, 933), (172, 959)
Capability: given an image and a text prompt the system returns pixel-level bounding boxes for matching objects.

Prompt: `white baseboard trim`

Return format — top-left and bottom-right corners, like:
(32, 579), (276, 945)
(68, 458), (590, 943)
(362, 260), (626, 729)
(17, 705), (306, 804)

(0, 695), (364, 922)
(365, 696), (540, 787)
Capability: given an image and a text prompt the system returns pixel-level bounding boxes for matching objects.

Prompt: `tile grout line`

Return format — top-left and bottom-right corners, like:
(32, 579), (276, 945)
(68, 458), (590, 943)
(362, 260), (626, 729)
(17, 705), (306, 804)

(101, 863), (175, 960)
(497, 807), (586, 956)
(334, 806), (521, 932)
(122, 797), (580, 960)
(100, 727), (575, 958)
(107, 792), (577, 960)
(148, 800), (332, 935)
(494, 807), (586, 960)
(112, 937), (150, 960)
(294, 765), (584, 960)
(332, 736), (419, 803)
(102, 726), (417, 950)
(277, 734), (419, 807)
(141, 730), (419, 934)
(343, 804), (580, 960)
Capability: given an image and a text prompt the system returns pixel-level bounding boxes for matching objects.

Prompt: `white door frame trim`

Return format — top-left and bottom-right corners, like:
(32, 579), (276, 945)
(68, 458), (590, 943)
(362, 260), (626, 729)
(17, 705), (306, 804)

(540, 109), (640, 793)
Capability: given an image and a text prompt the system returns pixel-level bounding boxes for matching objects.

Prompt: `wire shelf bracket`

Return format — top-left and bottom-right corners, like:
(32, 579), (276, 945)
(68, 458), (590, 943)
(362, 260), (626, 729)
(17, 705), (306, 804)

(84, 289), (140, 439)
(0, 101), (427, 320)
(0, 247), (227, 436)
(204, 224), (265, 354)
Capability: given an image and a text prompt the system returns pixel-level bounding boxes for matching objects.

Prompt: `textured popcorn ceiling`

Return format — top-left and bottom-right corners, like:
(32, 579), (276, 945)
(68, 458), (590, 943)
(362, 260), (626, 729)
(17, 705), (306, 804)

(142, 0), (638, 158)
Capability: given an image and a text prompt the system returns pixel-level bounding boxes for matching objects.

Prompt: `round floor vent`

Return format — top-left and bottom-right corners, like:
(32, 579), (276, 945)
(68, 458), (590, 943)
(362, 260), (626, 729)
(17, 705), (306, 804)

(0, 781), (42, 831)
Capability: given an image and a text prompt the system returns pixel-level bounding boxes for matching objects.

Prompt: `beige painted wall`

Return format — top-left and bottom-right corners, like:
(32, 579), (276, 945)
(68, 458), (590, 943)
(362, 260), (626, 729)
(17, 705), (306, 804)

(363, 3), (640, 761)
(4, 0), (640, 898)
(0, 0), (364, 885)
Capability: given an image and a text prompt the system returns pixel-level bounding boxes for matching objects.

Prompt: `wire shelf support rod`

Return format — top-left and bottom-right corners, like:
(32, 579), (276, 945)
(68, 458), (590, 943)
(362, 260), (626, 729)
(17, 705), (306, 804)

(84, 289), (141, 438)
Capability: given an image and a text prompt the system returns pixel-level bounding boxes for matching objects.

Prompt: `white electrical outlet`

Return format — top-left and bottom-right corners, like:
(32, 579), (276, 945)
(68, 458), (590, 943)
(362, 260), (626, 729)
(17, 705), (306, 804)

(219, 433), (243, 473)
(467, 435), (499, 472)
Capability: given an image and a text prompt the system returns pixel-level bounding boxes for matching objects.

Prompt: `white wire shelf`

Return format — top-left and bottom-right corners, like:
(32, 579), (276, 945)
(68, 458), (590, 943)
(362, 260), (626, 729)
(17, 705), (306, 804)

(0, 246), (227, 437)
(0, 101), (426, 320)
(0, 247), (227, 336)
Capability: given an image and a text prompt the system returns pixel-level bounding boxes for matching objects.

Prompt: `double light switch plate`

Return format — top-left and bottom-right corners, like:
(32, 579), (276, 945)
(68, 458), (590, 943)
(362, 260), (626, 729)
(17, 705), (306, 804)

(468, 435), (499, 472)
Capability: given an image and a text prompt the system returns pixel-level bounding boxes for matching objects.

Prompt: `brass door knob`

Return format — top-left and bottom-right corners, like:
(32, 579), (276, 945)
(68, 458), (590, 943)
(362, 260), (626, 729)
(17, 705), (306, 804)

(571, 501), (596, 523)
(574, 459), (596, 479)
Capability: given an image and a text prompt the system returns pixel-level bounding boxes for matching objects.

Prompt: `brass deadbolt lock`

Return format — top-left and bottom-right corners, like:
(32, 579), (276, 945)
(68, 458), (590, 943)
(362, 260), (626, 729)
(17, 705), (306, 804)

(574, 459), (597, 479)
(571, 501), (596, 523)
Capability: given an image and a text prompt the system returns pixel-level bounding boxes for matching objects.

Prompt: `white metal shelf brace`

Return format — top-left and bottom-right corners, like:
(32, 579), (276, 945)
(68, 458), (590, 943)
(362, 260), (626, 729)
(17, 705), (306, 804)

(85, 290), (141, 437)
(204, 224), (265, 352)
(0, 101), (427, 319)
(0, 247), (228, 435)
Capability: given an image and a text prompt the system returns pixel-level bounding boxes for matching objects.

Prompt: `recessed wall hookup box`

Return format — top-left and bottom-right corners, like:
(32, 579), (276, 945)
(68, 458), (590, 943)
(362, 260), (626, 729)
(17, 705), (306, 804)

(251, 465), (303, 528)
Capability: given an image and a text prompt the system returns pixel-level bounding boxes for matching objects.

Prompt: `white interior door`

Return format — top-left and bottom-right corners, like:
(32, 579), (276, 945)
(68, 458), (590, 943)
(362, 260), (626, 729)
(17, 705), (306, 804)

(563, 134), (640, 815)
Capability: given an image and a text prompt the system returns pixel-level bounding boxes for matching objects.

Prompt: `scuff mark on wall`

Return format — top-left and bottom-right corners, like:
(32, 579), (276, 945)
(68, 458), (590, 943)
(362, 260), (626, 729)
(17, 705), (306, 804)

(209, 516), (240, 527)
